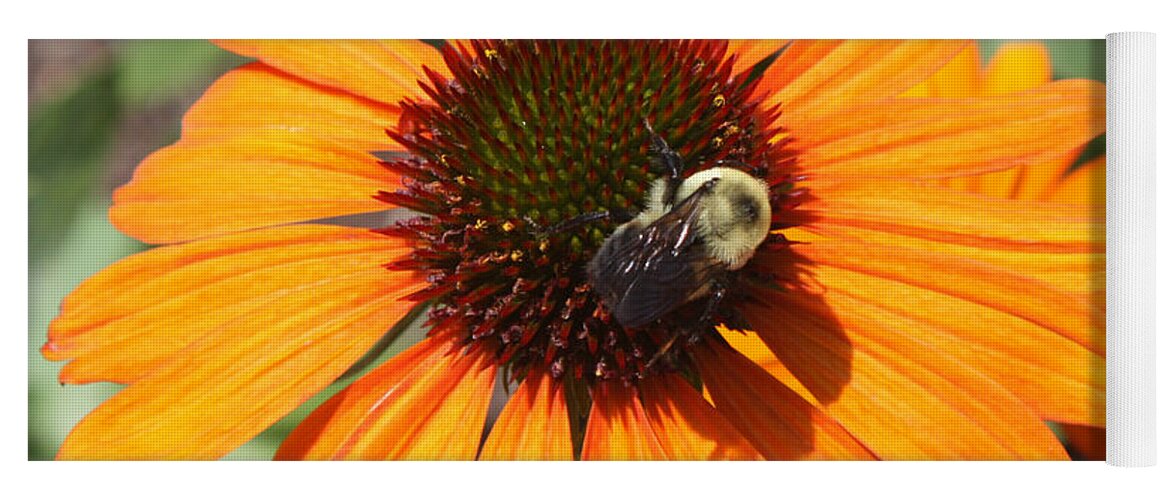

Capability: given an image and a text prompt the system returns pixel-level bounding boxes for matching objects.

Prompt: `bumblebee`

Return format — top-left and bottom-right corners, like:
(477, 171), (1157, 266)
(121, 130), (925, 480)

(586, 122), (772, 334)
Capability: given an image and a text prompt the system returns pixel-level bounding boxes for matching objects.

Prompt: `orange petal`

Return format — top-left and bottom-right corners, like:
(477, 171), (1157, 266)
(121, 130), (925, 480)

(479, 372), (574, 460)
(801, 269), (1101, 428)
(795, 79), (1106, 179)
(799, 223), (1104, 298)
(960, 165), (1025, 199)
(762, 40), (969, 129)
(759, 231), (1103, 426)
(273, 335), (451, 459)
(965, 154), (1082, 202)
(981, 42), (1052, 96)
(182, 62), (402, 152)
(737, 286), (1071, 459)
(717, 325), (820, 406)
(580, 382), (667, 460)
(725, 39), (789, 76)
(774, 253), (1097, 434)
(276, 334), (497, 460)
(787, 233), (1104, 356)
(1045, 156), (1106, 206)
(901, 42), (981, 98)
(754, 40), (842, 96)
(803, 179), (1104, 253)
(58, 293), (423, 458)
(1009, 151), (1084, 201)
(957, 43), (1067, 200)
(639, 373), (762, 460)
(54, 251), (425, 459)
(693, 342), (876, 460)
(214, 40), (449, 107)
(738, 264), (1102, 427)
(110, 129), (400, 244)
(44, 225), (415, 385)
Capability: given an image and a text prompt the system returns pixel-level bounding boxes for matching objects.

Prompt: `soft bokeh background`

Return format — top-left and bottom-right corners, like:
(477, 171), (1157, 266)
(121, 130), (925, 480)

(27, 39), (1106, 460)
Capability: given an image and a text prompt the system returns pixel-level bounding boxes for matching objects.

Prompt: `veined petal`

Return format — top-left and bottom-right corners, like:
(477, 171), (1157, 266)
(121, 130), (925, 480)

(693, 343), (875, 460)
(639, 373), (762, 460)
(110, 129), (400, 244)
(799, 224), (1104, 298)
(717, 325), (821, 406)
(726, 39), (790, 76)
(804, 263), (1102, 426)
(1007, 152), (1082, 202)
(182, 62), (403, 152)
(761, 40), (969, 128)
(1046, 157), (1106, 206)
(44, 225), (415, 385)
(479, 372), (574, 461)
(802, 179), (1104, 253)
(786, 234), (1104, 355)
(581, 382), (667, 460)
(215, 40), (449, 107)
(795, 79), (1106, 179)
(755, 40), (842, 95)
(938, 42), (1077, 201)
(54, 243), (425, 459)
(754, 234), (1102, 427)
(901, 43), (981, 98)
(961, 154), (1081, 202)
(276, 333), (497, 460)
(273, 336), (447, 460)
(737, 287), (1070, 459)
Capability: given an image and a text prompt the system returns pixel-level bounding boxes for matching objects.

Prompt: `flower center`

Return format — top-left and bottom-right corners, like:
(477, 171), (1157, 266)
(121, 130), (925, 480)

(380, 40), (798, 386)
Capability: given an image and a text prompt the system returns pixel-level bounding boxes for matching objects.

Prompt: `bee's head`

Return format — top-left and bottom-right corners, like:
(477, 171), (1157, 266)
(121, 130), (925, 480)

(680, 167), (772, 270)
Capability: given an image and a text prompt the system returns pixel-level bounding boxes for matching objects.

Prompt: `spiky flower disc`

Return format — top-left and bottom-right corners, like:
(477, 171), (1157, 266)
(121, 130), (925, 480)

(379, 40), (797, 386)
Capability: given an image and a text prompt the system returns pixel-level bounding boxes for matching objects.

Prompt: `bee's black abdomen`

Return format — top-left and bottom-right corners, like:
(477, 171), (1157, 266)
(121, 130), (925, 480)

(586, 187), (726, 330)
(588, 222), (668, 329)
(587, 224), (640, 321)
(609, 243), (715, 329)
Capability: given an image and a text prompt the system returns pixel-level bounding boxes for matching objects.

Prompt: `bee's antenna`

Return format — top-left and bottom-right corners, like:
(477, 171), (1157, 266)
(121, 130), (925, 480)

(525, 211), (617, 238)
(646, 329), (684, 369)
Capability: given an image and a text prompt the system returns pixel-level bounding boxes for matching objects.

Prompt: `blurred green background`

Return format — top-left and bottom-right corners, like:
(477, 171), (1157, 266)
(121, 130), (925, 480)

(27, 39), (1106, 461)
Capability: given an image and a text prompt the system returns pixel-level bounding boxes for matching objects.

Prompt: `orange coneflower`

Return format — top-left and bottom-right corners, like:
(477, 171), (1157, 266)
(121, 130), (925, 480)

(43, 40), (1104, 460)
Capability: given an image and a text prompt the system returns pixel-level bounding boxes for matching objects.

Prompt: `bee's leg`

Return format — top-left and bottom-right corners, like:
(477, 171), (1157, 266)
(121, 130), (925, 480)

(646, 330), (683, 369)
(648, 283), (725, 368)
(644, 119), (684, 180)
(690, 279), (729, 345)
(718, 297), (753, 332)
(648, 277), (729, 369)
(643, 118), (685, 204)
(524, 209), (632, 238)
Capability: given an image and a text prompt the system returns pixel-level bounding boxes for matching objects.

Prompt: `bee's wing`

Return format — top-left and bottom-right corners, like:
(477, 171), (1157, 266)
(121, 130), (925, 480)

(599, 190), (726, 329)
